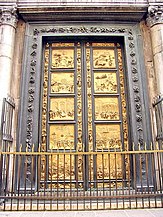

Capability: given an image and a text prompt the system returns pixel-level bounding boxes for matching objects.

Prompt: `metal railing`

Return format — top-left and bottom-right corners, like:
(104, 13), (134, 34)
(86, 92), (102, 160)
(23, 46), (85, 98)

(0, 145), (163, 211)
(0, 96), (15, 152)
(0, 96), (15, 207)
(153, 95), (163, 145)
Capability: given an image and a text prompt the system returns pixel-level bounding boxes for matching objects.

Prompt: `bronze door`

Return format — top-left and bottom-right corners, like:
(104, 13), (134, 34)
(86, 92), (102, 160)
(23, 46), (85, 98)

(41, 41), (129, 189)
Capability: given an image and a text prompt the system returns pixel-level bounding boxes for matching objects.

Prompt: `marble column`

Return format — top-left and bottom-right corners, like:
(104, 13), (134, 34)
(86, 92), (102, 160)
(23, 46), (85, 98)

(0, 6), (18, 122)
(147, 5), (163, 95)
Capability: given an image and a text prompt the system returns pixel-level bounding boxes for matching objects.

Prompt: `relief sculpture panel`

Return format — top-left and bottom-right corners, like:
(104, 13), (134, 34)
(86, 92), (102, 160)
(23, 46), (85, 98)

(96, 124), (121, 150)
(49, 124), (74, 149)
(94, 72), (117, 93)
(49, 97), (74, 120)
(95, 97), (119, 120)
(52, 49), (74, 68)
(93, 49), (116, 68)
(51, 72), (74, 93)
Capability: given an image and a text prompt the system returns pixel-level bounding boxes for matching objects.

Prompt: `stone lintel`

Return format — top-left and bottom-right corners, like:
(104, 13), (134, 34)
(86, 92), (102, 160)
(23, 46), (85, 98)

(18, 6), (147, 22)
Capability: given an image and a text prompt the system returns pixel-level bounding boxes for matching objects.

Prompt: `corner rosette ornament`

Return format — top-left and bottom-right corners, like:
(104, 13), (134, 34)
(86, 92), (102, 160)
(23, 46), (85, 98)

(147, 5), (163, 27)
(0, 6), (18, 28)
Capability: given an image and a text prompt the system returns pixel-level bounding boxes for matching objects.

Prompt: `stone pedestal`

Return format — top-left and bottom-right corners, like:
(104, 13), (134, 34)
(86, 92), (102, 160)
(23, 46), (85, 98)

(147, 5), (163, 95)
(0, 6), (17, 128)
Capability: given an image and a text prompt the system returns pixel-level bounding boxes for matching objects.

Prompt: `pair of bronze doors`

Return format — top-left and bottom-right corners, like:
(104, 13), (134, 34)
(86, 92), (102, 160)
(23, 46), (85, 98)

(41, 39), (129, 189)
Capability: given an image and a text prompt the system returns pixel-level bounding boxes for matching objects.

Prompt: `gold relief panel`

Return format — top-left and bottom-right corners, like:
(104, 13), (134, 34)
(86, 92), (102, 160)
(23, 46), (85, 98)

(52, 43), (74, 47)
(96, 124), (121, 150)
(49, 124), (74, 149)
(93, 49), (116, 69)
(49, 98), (74, 120)
(94, 72), (117, 93)
(52, 49), (74, 69)
(92, 43), (115, 47)
(51, 73), (74, 93)
(49, 154), (75, 180)
(95, 97), (119, 120)
(96, 154), (122, 180)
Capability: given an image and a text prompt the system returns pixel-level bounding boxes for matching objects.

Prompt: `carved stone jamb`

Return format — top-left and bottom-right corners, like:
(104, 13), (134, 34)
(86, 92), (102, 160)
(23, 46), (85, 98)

(0, 6), (18, 29)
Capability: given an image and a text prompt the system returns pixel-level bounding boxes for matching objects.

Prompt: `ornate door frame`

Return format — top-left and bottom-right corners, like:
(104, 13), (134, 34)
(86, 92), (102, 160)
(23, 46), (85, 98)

(18, 23), (152, 188)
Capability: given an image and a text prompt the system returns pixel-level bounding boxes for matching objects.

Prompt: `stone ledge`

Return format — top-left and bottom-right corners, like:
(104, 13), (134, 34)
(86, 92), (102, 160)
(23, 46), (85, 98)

(17, 6), (148, 22)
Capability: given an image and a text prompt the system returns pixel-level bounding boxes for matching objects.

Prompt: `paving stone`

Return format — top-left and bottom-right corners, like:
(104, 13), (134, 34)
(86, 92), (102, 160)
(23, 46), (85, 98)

(76, 211), (96, 217)
(96, 210), (127, 217)
(147, 208), (163, 217)
(0, 213), (22, 217)
(44, 211), (77, 217)
(124, 209), (155, 217)
(19, 212), (45, 217)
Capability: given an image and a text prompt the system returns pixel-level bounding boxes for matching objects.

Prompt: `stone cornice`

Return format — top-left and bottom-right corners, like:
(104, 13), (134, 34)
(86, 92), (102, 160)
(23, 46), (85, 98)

(0, 6), (18, 28)
(18, 6), (147, 22)
(147, 5), (163, 27)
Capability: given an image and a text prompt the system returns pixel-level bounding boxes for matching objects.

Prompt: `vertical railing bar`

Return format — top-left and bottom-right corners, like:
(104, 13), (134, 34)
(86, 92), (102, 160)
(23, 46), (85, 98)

(30, 148), (34, 211)
(63, 150), (66, 211)
(43, 154), (46, 210)
(108, 153), (111, 209)
(24, 150), (27, 211)
(10, 153), (15, 211)
(84, 153), (86, 211)
(151, 150), (157, 207)
(102, 152), (105, 209)
(139, 151), (144, 208)
(37, 149), (40, 211)
(145, 151), (150, 208)
(76, 154), (79, 211)
(70, 151), (72, 210)
(0, 153), (3, 206)
(90, 153), (92, 210)
(115, 152), (118, 209)
(96, 152), (99, 210)
(3, 153), (7, 211)
(50, 152), (53, 211)
(5, 147), (10, 211)
(133, 153), (137, 209)
(17, 147), (22, 211)
(121, 151), (124, 209)
(128, 153), (131, 209)
(57, 152), (59, 210)
(156, 149), (163, 207)
(0, 153), (5, 211)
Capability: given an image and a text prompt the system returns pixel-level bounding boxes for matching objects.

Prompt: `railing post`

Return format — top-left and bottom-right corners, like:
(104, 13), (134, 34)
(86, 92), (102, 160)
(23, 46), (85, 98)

(153, 95), (163, 190)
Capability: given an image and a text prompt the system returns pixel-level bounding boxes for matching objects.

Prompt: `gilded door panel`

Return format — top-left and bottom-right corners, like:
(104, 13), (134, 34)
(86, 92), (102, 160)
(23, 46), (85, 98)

(49, 124), (74, 149)
(96, 124), (121, 150)
(95, 97), (119, 120)
(51, 72), (74, 93)
(49, 97), (74, 120)
(94, 72), (117, 93)
(52, 49), (74, 68)
(93, 49), (116, 68)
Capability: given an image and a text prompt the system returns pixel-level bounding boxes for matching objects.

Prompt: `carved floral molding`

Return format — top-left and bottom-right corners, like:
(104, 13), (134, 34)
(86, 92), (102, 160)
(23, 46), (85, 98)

(147, 5), (163, 27)
(0, 6), (18, 28)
